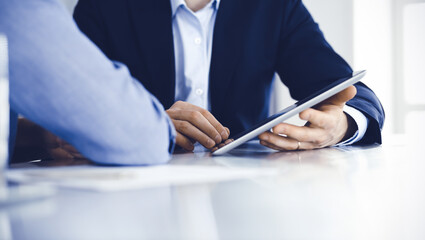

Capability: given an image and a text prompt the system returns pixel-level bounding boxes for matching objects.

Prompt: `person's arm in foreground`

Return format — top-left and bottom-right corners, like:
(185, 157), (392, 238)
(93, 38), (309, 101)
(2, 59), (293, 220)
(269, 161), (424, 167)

(259, 0), (384, 150)
(0, 0), (175, 165)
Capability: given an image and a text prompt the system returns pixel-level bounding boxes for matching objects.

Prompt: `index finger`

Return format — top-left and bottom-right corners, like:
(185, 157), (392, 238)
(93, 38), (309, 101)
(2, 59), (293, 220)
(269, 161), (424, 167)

(168, 110), (223, 144)
(271, 123), (329, 145)
(190, 105), (229, 140)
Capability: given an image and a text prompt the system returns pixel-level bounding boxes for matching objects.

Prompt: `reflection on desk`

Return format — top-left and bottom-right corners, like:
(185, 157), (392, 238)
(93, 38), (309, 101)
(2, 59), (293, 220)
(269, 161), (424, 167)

(2, 136), (425, 240)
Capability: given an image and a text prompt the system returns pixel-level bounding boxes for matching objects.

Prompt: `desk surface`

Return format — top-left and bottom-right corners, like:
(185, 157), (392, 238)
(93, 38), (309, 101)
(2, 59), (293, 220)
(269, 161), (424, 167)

(2, 135), (425, 240)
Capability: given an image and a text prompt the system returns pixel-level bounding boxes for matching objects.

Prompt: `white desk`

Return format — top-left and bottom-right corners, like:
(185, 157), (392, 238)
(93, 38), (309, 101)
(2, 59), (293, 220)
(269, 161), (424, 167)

(2, 136), (425, 240)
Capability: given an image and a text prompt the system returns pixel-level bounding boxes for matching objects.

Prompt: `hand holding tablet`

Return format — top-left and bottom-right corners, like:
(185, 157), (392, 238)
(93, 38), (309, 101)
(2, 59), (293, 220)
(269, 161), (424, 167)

(258, 85), (358, 151)
(212, 71), (366, 155)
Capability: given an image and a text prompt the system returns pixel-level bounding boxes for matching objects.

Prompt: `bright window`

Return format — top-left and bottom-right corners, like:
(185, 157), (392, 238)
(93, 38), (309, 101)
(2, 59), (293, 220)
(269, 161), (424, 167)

(404, 3), (425, 105)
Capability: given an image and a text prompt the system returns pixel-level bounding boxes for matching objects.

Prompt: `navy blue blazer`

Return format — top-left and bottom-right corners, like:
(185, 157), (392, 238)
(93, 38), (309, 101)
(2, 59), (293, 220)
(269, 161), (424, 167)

(74, 0), (384, 144)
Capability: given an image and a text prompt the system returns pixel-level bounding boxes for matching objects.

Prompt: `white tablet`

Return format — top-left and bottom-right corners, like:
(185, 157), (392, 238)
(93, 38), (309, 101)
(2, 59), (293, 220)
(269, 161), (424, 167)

(212, 70), (366, 155)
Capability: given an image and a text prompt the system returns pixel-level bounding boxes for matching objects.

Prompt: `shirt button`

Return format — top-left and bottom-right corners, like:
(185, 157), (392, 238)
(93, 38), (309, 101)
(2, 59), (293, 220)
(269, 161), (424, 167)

(194, 37), (202, 45)
(195, 88), (204, 96)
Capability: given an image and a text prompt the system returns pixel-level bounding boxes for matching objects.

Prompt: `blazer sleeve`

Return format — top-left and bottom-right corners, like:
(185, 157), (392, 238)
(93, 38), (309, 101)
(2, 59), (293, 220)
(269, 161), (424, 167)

(275, 0), (384, 144)
(1, 0), (176, 165)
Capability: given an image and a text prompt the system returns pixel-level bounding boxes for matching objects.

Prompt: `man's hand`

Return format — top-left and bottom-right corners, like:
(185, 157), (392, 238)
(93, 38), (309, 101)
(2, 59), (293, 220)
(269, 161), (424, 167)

(166, 101), (229, 151)
(41, 130), (85, 159)
(258, 86), (358, 151)
(12, 118), (84, 163)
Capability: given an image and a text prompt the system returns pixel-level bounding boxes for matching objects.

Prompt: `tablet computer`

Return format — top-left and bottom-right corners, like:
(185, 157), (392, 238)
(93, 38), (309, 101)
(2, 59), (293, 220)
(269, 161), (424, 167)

(212, 70), (366, 155)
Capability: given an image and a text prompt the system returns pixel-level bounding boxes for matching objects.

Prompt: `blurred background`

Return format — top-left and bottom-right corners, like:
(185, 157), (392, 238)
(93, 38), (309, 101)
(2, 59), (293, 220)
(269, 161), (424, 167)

(61, 0), (425, 140)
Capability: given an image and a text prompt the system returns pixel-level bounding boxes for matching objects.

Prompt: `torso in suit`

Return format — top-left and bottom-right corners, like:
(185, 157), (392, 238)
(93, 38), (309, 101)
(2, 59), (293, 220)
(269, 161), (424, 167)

(74, 0), (385, 144)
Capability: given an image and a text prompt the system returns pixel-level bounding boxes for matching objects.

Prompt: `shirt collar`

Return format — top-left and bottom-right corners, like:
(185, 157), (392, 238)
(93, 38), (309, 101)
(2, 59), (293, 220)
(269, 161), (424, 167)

(170, 0), (221, 17)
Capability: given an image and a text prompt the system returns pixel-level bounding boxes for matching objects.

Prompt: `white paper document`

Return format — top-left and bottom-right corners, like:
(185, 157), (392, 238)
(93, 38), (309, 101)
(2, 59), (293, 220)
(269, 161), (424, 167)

(6, 165), (278, 192)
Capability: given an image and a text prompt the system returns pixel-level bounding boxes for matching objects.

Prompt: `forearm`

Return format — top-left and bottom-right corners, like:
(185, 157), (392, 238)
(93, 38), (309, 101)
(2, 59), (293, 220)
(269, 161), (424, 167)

(1, 0), (175, 165)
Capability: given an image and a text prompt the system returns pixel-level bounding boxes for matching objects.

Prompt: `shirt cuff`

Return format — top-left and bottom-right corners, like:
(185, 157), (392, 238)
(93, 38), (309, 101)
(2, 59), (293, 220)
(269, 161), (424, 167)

(335, 105), (369, 146)
(166, 115), (177, 154)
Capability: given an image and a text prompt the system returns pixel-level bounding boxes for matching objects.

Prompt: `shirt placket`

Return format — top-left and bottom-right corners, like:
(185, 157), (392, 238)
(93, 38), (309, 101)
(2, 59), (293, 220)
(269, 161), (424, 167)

(184, 8), (208, 109)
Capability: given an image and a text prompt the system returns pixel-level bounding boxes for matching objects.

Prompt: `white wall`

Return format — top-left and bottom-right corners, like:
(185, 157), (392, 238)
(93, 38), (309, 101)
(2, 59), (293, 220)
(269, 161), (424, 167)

(303, 0), (354, 65)
(353, 0), (393, 136)
(353, 0), (425, 138)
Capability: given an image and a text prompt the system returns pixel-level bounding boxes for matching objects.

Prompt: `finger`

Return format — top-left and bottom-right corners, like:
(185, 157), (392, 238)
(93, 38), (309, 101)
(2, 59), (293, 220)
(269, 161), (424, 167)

(173, 120), (217, 149)
(299, 108), (335, 129)
(272, 123), (331, 145)
(216, 139), (233, 149)
(55, 138), (84, 158)
(175, 132), (195, 151)
(259, 140), (286, 151)
(225, 127), (230, 136)
(217, 143), (226, 149)
(64, 149), (85, 159)
(259, 139), (307, 152)
(168, 109), (223, 144)
(322, 85), (357, 107)
(178, 103), (229, 140)
(43, 134), (61, 148)
(259, 132), (317, 151)
(61, 146), (85, 158)
(49, 148), (74, 159)
(198, 109), (229, 140)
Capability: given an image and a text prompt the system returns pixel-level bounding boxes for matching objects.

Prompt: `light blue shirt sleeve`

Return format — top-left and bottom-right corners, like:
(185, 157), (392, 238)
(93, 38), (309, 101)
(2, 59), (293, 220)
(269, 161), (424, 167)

(0, 0), (176, 165)
(336, 106), (369, 146)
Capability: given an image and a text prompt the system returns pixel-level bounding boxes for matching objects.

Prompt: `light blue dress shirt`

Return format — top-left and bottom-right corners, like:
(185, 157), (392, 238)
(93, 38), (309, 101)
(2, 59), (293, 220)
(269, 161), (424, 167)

(171, 0), (220, 110)
(1, 0), (176, 165)
(170, 0), (368, 145)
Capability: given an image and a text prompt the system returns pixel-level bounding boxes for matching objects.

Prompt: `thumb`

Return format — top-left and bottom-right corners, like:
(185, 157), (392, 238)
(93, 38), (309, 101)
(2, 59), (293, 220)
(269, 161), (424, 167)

(323, 85), (357, 107)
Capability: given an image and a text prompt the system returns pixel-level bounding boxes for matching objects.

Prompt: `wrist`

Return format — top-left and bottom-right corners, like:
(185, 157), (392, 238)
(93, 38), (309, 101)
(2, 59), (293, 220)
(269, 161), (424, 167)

(341, 112), (358, 143)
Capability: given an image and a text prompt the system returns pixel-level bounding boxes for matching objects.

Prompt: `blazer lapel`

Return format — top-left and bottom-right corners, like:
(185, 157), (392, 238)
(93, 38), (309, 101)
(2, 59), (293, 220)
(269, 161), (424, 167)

(127, 0), (176, 109)
(209, 0), (249, 114)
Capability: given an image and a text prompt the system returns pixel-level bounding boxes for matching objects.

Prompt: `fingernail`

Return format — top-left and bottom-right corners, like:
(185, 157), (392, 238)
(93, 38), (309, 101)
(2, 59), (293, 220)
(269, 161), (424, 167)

(207, 139), (215, 147)
(187, 145), (194, 151)
(215, 135), (221, 143)
(221, 130), (228, 139)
